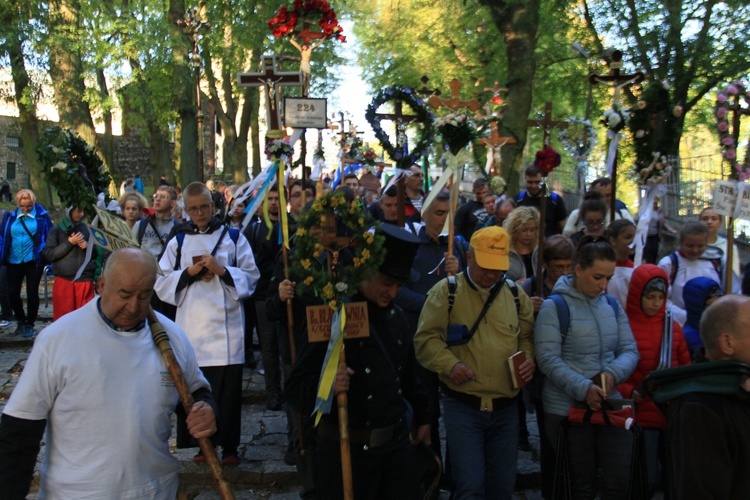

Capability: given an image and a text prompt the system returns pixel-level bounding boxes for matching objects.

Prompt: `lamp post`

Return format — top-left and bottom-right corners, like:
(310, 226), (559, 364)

(180, 5), (210, 182)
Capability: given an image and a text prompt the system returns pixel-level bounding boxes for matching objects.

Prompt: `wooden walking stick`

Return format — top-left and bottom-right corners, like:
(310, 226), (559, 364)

(147, 309), (235, 500)
(726, 217), (735, 293)
(281, 242), (307, 456)
(536, 180), (547, 298)
(336, 345), (354, 500)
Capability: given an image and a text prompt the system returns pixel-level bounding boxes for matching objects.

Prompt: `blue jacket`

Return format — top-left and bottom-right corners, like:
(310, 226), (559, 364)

(534, 275), (639, 416)
(682, 276), (722, 354)
(0, 203), (53, 267)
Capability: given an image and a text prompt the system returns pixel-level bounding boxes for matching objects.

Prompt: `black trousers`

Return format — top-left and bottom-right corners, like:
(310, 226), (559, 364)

(7, 261), (42, 325)
(0, 265), (13, 321)
(176, 364), (243, 455)
(316, 428), (421, 500)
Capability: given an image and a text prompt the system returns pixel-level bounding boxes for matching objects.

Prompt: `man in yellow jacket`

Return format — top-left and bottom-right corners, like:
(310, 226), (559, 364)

(414, 226), (536, 499)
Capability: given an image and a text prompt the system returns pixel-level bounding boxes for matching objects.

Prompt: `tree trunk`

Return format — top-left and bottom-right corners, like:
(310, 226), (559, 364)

(169, 0), (199, 186)
(479, 0), (541, 196)
(48, 0), (97, 147)
(237, 88), (254, 183)
(0, 5), (46, 205)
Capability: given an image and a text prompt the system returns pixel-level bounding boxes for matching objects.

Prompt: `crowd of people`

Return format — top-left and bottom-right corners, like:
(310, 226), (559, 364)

(0, 164), (748, 500)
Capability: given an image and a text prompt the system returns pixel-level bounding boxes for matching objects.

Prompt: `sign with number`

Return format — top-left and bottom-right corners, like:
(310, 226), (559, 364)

(713, 180), (750, 220)
(284, 97), (327, 128)
(306, 302), (370, 342)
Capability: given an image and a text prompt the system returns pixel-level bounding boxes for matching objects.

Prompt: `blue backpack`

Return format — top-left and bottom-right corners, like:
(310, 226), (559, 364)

(548, 293), (619, 343)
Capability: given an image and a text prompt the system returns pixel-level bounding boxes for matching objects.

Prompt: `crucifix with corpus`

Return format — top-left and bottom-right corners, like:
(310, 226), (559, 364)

(525, 101), (568, 296)
(372, 99), (427, 227)
(478, 81), (515, 179)
(289, 22), (329, 97)
(238, 56), (303, 140)
(589, 49), (644, 218)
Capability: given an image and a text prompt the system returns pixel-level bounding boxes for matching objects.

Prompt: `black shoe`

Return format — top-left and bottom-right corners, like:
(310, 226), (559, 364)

(284, 443), (296, 466)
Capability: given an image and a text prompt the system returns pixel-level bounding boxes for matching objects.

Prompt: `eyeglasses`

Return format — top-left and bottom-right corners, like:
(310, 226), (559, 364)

(548, 263), (573, 274)
(18, 203), (34, 210)
(186, 204), (212, 215)
(584, 220), (605, 228)
(153, 194), (170, 200)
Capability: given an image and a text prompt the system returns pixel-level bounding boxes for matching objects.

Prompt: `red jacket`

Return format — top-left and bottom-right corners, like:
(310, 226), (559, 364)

(618, 264), (691, 429)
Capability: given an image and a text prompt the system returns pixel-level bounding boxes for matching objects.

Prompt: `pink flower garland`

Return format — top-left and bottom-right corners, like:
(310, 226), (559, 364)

(715, 81), (750, 180)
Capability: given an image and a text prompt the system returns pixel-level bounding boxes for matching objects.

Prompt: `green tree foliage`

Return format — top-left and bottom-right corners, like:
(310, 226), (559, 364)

(582, 0), (750, 180)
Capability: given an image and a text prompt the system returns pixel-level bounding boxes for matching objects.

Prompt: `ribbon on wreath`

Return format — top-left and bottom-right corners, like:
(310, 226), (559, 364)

(605, 130), (622, 176)
(633, 183), (667, 266)
(313, 305), (347, 426)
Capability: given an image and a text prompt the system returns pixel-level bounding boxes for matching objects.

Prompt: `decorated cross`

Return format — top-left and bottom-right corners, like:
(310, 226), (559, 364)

(484, 81), (508, 106)
(526, 102), (568, 148)
(428, 79), (481, 113)
(238, 56), (303, 139)
(589, 50), (644, 217)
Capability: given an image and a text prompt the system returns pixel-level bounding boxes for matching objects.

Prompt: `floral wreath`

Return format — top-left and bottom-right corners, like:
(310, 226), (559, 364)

(265, 139), (295, 162)
(268, 0), (345, 41)
(37, 126), (111, 214)
(291, 191), (385, 309)
(627, 81), (681, 185)
(365, 85), (435, 170)
(436, 112), (476, 154)
(558, 117), (596, 162)
(715, 81), (750, 181)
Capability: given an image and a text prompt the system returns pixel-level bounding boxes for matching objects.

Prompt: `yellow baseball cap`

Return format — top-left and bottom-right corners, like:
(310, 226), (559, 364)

(470, 226), (510, 271)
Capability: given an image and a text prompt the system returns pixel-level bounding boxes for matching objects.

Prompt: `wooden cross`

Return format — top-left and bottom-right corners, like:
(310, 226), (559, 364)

(416, 75), (441, 98)
(372, 98), (426, 227)
(484, 80), (508, 106)
(589, 50), (644, 217)
(479, 122), (517, 177)
(526, 102), (568, 147)
(428, 79), (481, 112)
(238, 56), (303, 138)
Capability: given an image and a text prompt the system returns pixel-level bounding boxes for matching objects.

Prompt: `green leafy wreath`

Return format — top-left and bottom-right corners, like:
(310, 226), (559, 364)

(365, 85), (435, 170)
(291, 191), (385, 309)
(37, 126), (111, 214)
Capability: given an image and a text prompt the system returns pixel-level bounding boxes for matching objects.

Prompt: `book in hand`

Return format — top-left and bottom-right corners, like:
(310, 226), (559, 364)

(508, 351), (528, 389)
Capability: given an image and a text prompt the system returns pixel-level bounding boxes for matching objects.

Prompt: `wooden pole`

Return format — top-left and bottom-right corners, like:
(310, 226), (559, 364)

(536, 181), (547, 298)
(147, 309), (234, 500)
(281, 244), (306, 456)
(337, 346), (354, 500)
(726, 217), (735, 293)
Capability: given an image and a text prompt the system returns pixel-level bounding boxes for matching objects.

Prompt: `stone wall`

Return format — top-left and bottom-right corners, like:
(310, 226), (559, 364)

(0, 116), (28, 193)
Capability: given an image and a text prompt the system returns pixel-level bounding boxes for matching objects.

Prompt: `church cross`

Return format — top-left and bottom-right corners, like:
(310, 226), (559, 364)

(428, 79), (481, 112)
(589, 50), (644, 217)
(238, 56), (303, 136)
(484, 81), (508, 106)
(526, 102), (568, 147)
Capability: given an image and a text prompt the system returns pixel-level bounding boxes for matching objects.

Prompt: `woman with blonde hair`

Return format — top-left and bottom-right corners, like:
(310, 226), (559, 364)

(118, 191), (148, 229)
(0, 189), (53, 337)
(503, 205), (540, 282)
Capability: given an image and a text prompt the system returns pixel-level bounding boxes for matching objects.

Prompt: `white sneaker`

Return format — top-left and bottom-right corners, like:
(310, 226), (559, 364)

(0, 320), (12, 328)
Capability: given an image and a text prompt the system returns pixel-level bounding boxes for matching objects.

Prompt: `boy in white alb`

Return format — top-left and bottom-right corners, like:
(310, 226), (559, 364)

(658, 221), (722, 327)
(155, 182), (259, 464)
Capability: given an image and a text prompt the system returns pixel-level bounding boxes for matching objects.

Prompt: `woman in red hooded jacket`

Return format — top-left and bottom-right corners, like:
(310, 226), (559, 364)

(618, 264), (690, 495)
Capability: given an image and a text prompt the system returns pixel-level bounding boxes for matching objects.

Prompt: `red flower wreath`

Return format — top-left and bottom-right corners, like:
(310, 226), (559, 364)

(534, 146), (561, 174)
(268, 0), (346, 42)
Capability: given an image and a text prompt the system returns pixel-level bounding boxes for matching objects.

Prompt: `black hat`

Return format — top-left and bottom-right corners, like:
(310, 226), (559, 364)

(378, 224), (420, 283)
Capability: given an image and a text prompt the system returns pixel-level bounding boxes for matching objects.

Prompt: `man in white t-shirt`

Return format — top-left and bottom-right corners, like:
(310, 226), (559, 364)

(0, 248), (216, 499)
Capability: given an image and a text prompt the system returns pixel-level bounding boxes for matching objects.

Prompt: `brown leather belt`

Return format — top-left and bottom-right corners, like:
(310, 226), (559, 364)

(441, 383), (514, 412)
(317, 419), (401, 448)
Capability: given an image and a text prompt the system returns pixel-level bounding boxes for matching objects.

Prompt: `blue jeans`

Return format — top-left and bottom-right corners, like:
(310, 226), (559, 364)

(442, 396), (519, 499)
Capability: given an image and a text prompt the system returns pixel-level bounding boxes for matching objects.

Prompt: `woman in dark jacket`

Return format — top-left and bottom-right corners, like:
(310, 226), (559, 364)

(0, 189), (53, 337)
(42, 206), (97, 320)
